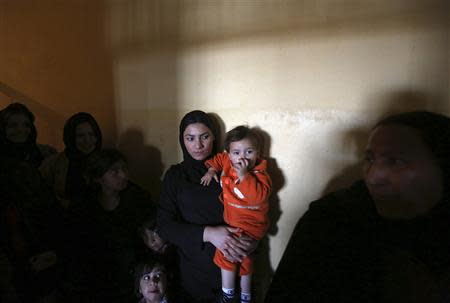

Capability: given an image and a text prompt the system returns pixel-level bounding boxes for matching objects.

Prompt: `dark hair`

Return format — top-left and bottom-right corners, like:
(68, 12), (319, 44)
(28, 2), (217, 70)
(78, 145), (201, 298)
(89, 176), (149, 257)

(85, 149), (127, 182)
(179, 110), (218, 162)
(139, 212), (158, 237)
(134, 256), (168, 298)
(0, 102), (37, 143)
(0, 102), (43, 166)
(375, 111), (450, 199)
(224, 125), (260, 153)
(63, 112), (102, 156)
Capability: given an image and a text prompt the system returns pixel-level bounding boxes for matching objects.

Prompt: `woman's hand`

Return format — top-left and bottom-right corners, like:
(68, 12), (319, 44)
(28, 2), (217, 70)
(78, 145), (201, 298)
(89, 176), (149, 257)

(203, 226), (259, 262)
(226, 233), (259, 262)
(203, 226), (240, 259)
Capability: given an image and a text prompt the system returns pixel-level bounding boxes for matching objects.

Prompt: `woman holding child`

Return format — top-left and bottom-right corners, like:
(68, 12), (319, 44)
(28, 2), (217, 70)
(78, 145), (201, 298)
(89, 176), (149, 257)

(157, 110), (258, 302)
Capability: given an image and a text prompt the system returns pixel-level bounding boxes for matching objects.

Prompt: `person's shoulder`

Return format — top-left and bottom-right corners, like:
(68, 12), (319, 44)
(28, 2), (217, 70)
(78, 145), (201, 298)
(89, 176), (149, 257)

(308, 180), (372, 217)
(40, 151), (67, 167)
(163, 163), (184, 180)
(37, 144), (57, 160)
(123, 182), (152, 201)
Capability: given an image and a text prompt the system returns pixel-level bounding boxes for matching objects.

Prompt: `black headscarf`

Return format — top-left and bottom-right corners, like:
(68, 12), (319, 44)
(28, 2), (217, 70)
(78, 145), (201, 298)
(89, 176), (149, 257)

(62, 112), (102, 200)
(0, 103), (42, 167)
(178, 110), (218, 182)
(63, 112), (102, 159)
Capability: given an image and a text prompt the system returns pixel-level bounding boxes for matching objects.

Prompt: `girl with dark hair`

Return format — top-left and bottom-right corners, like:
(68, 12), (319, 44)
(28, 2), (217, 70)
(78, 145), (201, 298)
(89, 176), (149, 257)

(157, 110), (258, 303)
(40, 112), (102, 208)
(266, 111), (450, 303)
(134, 257), (172, 303)
(64, 149), (155, 303)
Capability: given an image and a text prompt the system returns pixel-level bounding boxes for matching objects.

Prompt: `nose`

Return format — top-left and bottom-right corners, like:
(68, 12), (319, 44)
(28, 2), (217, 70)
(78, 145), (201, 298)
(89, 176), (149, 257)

(195, 138), (203, 149)
(117, 168), (128, 180)
(364, 161), (388, 186)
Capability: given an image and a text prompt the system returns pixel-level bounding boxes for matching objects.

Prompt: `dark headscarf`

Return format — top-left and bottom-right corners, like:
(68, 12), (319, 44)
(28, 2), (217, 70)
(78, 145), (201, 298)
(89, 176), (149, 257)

(63, 112), (102, 159)
(178, 110), (218, 182)
(62, 112), (102, 200)
(375, 111), (450, 204)
(0, 102), (42, 167)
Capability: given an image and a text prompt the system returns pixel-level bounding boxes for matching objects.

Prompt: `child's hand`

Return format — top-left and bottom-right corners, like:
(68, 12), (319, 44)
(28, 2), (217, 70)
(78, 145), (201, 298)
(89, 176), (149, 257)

(200, 169), (219, 186)
(233, 158), (250, 180)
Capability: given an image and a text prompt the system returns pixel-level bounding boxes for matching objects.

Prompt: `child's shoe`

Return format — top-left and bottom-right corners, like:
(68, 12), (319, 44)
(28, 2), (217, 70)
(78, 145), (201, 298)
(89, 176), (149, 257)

(217, 291), (236, 303)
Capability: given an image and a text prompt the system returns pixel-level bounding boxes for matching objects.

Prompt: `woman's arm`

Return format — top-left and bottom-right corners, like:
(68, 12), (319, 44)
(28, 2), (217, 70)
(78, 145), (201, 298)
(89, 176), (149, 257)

(203, 226), (259, 262)
(157, 168), (208, 251)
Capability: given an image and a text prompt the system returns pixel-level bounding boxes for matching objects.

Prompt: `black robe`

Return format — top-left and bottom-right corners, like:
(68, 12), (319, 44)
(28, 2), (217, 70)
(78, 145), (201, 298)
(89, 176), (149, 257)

(158, 163), (224, 302)
(265, 180), (450, 303)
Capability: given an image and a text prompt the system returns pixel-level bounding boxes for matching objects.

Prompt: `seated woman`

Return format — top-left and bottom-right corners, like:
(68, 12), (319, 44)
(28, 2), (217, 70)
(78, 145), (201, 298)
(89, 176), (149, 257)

(265, 111), (450, 303)
(40, 112), (102, 208)
(0, 102), (46, 168)
(0, 103), (61, 302)
(157, 110), (258, 303)
(64, 149), (155, 303)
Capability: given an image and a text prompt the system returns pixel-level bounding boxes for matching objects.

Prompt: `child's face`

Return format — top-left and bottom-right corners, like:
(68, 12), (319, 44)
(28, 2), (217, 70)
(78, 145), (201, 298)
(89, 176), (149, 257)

(228, 138), (259, 170)
(139, 265), (167, 303)
(96, 160), (129, 193)
(143, 229), (168, 254)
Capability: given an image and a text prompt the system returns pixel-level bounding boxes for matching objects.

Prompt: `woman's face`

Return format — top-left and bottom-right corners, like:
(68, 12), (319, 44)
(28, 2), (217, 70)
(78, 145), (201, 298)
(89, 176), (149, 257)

(97, 160), (129, 193)
(75, 122), (98, 154)
(364, 124), (443, 219)
(139, 265), (167, 303)
(183, 123), (214, 161)
(5, 113), (32, 143)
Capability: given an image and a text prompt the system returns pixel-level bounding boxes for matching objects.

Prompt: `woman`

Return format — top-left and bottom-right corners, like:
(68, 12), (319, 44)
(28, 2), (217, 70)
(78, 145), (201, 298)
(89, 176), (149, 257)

(265, 111), (450, 302)
(63, 149), (154, 302)
(157, 110), (258, 303)
(0, 103), (61, 301)
(40, 112), (102, 208)
(0, 102), (44, 167)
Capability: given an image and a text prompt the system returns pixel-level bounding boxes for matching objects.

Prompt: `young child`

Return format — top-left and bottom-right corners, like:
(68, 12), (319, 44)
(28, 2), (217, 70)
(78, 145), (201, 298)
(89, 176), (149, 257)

(200, 125), (272, 303)
(134, 257), (170, 303)
(141, 216), (169, 255)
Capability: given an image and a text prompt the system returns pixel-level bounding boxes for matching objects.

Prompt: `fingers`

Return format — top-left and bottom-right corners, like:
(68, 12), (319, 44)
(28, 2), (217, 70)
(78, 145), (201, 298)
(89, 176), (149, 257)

(241, 158), (249, 168)
(200, 176), (211, 186)
(213, 174), (219, 183)
(225, 243), (245, 262)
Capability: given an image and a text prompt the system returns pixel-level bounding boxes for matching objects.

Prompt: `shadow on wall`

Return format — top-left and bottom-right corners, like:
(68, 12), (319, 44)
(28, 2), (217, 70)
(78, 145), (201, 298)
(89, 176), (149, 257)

(323, 89), (448, 196)
(118, 128), (164, 201)
(252, 127), (285, 302)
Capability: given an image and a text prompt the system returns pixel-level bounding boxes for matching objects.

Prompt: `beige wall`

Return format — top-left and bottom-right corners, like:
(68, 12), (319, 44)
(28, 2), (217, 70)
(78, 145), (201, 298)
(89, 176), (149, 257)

(109, 0), (449, 264)
(1, 0), (449, 300)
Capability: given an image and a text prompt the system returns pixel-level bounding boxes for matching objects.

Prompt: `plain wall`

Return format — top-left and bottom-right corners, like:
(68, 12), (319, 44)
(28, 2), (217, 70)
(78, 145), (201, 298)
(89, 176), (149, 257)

(1, 0), (449, 300)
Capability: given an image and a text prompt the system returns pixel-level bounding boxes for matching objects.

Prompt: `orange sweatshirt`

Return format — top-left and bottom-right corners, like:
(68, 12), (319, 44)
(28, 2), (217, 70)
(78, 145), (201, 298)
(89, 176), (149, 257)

(205, 152), (271, 240)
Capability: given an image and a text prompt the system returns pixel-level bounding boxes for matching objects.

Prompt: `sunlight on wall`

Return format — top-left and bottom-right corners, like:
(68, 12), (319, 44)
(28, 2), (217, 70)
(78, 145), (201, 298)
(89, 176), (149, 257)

(110, 2), (448, 281)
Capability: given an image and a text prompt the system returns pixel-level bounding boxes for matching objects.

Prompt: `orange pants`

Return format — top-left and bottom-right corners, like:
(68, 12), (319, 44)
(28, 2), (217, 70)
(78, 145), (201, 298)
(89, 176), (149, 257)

(214, 249), (253, 276)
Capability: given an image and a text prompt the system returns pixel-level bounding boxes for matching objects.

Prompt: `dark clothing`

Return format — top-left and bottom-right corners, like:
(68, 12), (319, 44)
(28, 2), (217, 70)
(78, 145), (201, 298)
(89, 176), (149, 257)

(63, 112), (102, 203)
(64, 155), (90, 201)
(158, 163), (224, 303)
(0, 159), (62, 302)
(265, 180), (450, 303)
(64, 182), (154, 303)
